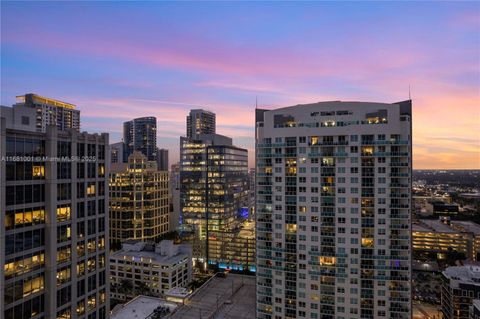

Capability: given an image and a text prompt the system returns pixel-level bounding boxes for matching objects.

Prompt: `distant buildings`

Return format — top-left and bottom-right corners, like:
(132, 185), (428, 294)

(156, 148), (169, 171)
(123, 117), (157, 161)
(110, 240), (192, 300)
(109, 151), (169, 248)
(186, 109), (215, 139)
(442, 264), (480, 319)
(110, 141), (125, 164)
(1, 97), (109, 319)
(413, 219), (480, 261)
(13, 93), (80, 132)
(255, 101), (412, 319)
(180, 110), (253, 270)
(170, 163), (181, 231)
(427, 200), (459, 216)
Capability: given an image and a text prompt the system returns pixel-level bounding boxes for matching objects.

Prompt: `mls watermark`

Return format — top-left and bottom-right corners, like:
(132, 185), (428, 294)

(1, 156), (97, 162)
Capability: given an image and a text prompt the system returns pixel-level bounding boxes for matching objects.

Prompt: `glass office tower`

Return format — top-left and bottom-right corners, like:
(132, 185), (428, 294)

(180, 134), (253, 271)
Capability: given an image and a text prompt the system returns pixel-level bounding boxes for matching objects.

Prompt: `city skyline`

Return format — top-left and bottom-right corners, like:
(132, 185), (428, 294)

(1, 1), (479, 169)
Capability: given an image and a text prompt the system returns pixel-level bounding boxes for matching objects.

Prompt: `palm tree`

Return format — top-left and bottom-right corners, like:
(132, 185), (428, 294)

(135, 281), (150, 296)
(118, 279), (133, 297)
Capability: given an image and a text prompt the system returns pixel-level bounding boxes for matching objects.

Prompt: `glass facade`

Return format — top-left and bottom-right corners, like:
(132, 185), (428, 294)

(180, 136), (254, 270)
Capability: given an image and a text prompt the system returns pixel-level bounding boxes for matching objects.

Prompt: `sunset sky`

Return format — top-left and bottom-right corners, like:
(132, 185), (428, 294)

(1, 1), (479, 169)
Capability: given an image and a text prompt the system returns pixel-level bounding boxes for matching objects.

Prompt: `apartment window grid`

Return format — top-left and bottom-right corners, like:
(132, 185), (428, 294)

(256, 103), (411, 319)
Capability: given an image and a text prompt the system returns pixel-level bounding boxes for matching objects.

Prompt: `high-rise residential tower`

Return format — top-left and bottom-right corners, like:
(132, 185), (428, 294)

(109, 151), (169, 248)
(1, 103), (110, 319)
(186, 109), (215, 139)
(255, 101), (412, 319)
(123, 117), (157, 161)
(14, 93), (81, 132)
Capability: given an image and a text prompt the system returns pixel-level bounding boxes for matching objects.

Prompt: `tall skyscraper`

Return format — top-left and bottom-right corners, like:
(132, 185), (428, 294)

(255, 101), (412, 319)
(156, 148), (169, 171)
(1, 102), (110, 319)
(186, 109), (215, 139)
(14, 93), (81, 132)
(181, 110), (253, 270)
(123, 117), (157, 161)
(109, 151), (170, 248)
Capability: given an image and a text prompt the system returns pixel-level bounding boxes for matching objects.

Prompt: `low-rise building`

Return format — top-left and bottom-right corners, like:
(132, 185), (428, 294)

(111, 295), (177, 319)
(110, 240), (192, 301)
(413, 219), (480, 261)
(426, 200), (459, 216)
(441, 264), (480, 319)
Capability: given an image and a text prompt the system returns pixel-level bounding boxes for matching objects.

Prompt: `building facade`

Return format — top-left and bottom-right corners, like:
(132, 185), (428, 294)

(413, 219), (480, 261)
(186, 109), (215, 139)
(169, 163), (181, 232)
(180, 133), (252, 270)
(156, 148), (169, 171)
(109, 241), (192, 300)
(442, 265), (480, 319)
(109, 151), (169, 248)
(123, 117), (157, 161)
(255, 101), (412, 319)
(110, 142), (124, 164)
(14, 93), (80, 132)
(1, 104), (110, 319)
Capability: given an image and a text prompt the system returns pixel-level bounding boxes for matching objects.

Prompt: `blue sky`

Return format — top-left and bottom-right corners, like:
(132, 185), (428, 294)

(1, 1), (479, 168)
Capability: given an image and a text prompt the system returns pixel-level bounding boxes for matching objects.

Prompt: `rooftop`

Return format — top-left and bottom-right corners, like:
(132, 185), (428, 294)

(451, 221), (480, 235)
(412, 219), (480, 235)
(443, 264), (480, 287)
(110, 241), (190, 265)
(412, 219), (458, 233)
(111, 296), (177, 319)
(170, 274), (256, 319)
(16, 93), (76, 109)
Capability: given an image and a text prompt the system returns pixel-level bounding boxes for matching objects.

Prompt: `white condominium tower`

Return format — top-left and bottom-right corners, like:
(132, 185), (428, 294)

(255, 100), (412, 319)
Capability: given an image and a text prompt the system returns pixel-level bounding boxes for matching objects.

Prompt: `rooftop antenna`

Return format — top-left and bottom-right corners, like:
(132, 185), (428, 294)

(408, 85), (411, 100)
(255, 96), (258, 109)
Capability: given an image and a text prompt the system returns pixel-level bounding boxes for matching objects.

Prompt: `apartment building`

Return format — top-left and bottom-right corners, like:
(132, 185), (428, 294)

(1, 102), (109, 319)
(123, 117), (157, 161)
(14, 93), (80, 132)
(186, 109), (216, 139)
(109, 241), (192, 300)
(255, 100), (412, 319)
(109, 151), (169, 248)
(442, 264), (480, 319)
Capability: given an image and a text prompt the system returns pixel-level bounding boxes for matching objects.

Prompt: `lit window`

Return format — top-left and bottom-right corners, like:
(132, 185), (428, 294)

(32, 165), (45, 178)
(56, 205), (71, 222)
